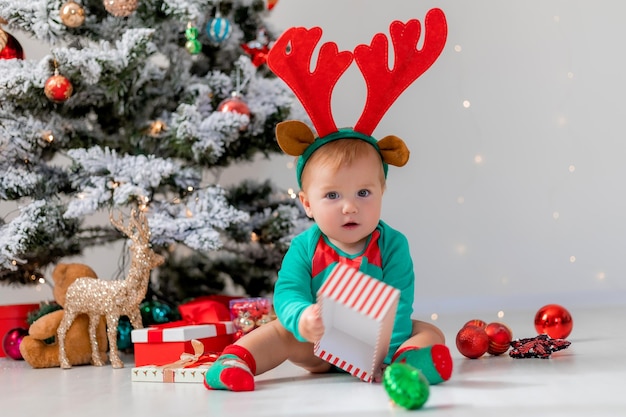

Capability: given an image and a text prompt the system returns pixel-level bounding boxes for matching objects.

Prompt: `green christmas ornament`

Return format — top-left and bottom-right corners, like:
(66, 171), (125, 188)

(186, 39), (202, 55)
(116, 316), (132, 351)
(140, 300), (173, 325)
(383, 362), (430, 410)
(185, 23), (202, 55)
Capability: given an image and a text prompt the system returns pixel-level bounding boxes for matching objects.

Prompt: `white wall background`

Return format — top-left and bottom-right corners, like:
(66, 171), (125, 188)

(3, 1), (626, 318)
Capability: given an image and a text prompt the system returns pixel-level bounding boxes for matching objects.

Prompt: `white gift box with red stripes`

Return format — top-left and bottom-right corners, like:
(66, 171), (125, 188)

(314, 264), (400, 382)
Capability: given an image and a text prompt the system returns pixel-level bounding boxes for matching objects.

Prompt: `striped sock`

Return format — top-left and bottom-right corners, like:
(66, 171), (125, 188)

(204, 345), (256, 392)
(391, 344), (453, 385)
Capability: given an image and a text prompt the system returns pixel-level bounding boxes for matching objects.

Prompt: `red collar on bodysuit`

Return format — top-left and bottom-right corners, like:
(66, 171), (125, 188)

(312, 230), (382, 277)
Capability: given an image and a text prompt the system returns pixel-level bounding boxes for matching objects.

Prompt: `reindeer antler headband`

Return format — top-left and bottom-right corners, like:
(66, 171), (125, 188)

(267, 8), (448, 187)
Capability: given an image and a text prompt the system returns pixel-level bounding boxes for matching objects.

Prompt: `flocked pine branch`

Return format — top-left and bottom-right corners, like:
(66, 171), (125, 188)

(0, 0), (311, 298)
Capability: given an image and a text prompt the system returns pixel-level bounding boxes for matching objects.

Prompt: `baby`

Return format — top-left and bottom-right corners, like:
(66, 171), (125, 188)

(205, 134), (452, 391)
(206, 10), (451, 392)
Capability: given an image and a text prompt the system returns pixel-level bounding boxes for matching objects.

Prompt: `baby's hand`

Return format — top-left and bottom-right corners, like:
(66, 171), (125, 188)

(298, 304), (325, 343)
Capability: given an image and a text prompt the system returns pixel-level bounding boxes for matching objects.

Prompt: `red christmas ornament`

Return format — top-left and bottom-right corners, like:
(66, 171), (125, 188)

(241, 28), (270, 67)
(463, 319), (486, 329)
(456, 324), (489, 359)
(241, 42), (270, 67)
(44, 72), (73, 103)
(218, 93), (250, 116)
(0, 28), (25, 60)
(265, 0), (279, 10)
(2, 327), (28, 360)
(485, 322), (513, 356)
(534, 304), (573, 339)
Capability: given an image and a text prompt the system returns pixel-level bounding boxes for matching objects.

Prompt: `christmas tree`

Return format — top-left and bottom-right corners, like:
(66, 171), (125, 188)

(0, 0), (310, 305)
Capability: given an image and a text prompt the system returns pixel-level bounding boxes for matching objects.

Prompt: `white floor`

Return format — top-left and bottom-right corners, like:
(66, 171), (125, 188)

(2, 304), (624, 417)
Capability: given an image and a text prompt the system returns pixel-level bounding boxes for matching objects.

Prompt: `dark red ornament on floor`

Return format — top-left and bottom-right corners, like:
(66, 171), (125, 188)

(456, 324), (489, 359)
(485, 322), (513, 356)
(534, 304), (573, 339)
(463, 319), (486, 329)
(0, 29), (25, 60)
(2, 327), (28, 360)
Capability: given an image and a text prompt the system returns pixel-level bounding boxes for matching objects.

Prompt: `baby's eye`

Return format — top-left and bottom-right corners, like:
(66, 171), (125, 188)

(357, 189), (370, 197)
(326, 191), (339, 200)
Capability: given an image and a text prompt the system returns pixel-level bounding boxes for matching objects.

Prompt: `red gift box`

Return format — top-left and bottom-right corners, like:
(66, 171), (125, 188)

(0, 303), (39, 357)
(131, 298), (238, 366)
(131, 321), (235, 366)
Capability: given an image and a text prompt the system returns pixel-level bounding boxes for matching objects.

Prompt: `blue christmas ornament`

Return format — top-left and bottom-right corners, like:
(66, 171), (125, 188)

(206, 15), (232, 44)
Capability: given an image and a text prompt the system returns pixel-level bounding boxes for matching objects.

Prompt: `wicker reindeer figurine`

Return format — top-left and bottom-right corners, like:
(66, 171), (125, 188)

(57, 209), (164, 369)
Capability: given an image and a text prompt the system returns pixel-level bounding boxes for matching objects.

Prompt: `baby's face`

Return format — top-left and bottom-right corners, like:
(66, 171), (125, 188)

(299, 150), (384, 254)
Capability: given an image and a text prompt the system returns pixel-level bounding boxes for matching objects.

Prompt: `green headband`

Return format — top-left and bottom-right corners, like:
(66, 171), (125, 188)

(296, 128), (389, 188)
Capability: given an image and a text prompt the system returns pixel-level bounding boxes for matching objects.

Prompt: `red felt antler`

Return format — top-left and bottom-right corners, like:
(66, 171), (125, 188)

(353, 9), (448, 135)
(267, 26), (354, 138)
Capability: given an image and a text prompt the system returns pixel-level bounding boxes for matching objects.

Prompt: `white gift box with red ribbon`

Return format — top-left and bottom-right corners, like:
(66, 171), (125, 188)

(131, 321), (235, 366)
(131, 323), (233, 343)
(314, 264), (400, 382)
(132, 339), (217, 383)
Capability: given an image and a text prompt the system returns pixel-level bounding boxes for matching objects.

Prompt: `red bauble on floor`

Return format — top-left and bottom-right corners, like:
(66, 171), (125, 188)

(456, 324), (489, 359)
(463, 319), (486, 329)
(2, 327), (28, 360)
(485, 322), (513, 356)
(534, 304), (573, 339)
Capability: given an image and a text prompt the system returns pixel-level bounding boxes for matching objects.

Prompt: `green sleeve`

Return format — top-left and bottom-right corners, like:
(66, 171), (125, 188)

(379, 221), (415, 356)
(273, 226), (319, 342)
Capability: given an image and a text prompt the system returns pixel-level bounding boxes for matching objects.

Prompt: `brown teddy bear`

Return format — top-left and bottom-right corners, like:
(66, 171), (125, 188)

(19, 263), (108, 368)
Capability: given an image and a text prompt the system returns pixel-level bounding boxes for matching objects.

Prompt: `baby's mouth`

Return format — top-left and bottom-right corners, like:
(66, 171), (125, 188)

(343, 222), (358, 228)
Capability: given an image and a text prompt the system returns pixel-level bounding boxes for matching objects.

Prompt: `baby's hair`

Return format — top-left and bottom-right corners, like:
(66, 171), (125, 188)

(300, 139), (386, 190)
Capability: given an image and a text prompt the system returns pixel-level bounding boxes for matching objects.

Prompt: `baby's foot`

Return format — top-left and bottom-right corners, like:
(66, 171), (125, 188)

(392, 344), (453, 385)
(204, 354), (255, 391)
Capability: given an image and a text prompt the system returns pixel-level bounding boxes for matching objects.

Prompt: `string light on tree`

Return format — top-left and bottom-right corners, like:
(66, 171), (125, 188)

(137, 195), (150, 211)
(40, 130), (55, 146)
(60, 1), (86, 28)
(147, 119), (167, 137)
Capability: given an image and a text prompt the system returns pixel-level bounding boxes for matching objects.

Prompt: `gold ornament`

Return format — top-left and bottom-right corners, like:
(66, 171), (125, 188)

(57, 209), (164, 369)
(60, 1), (85, 28)
(103, 0), (138, 17)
